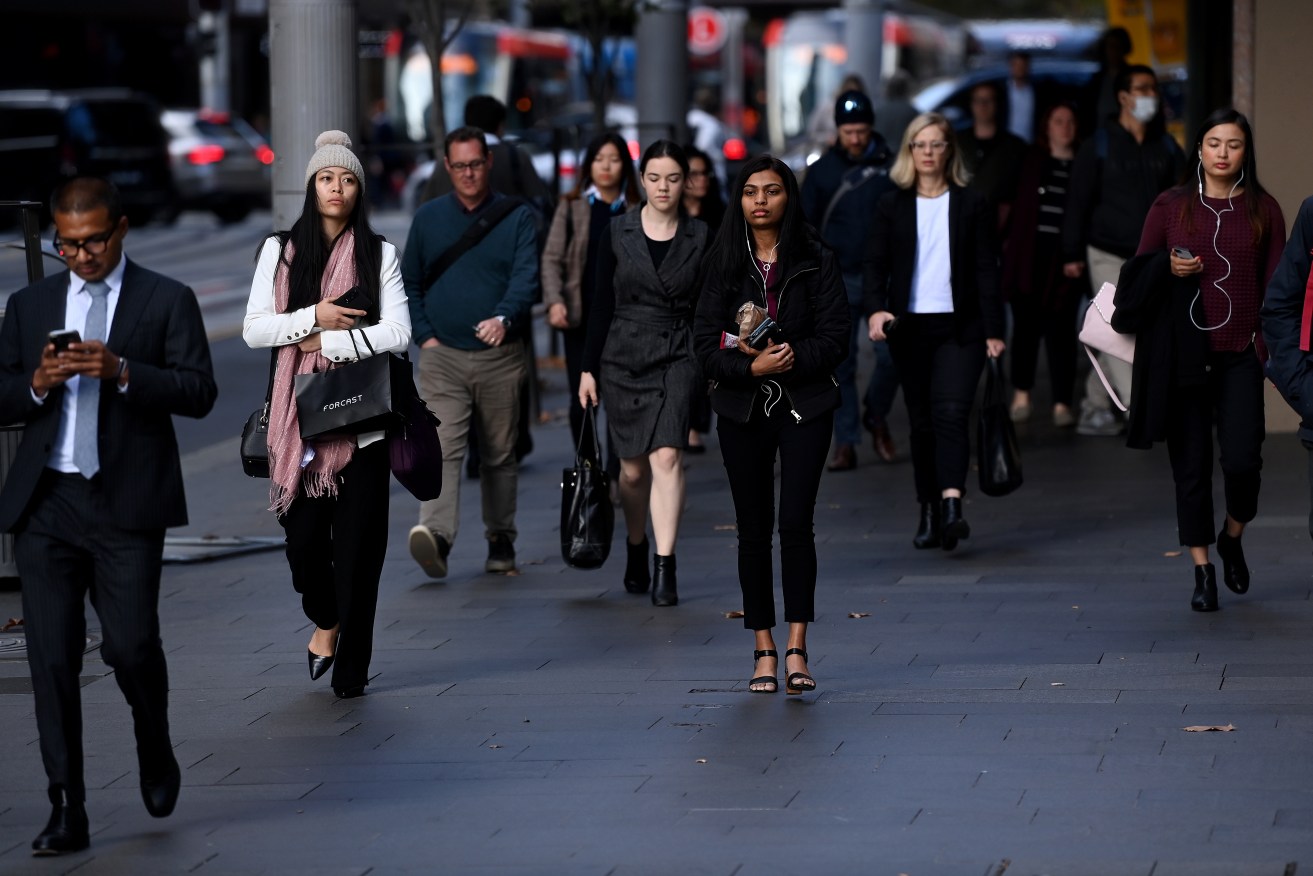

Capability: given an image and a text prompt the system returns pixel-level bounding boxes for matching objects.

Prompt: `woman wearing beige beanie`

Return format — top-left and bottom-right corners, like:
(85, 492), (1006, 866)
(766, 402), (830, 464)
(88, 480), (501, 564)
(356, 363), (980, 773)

(243, 130), (412, 699)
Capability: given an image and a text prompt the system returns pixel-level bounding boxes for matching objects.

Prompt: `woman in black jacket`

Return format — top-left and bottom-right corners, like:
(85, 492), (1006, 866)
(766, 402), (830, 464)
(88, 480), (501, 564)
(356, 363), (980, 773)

(693, 154), (849, 694)
(864, 112), (1006, 551)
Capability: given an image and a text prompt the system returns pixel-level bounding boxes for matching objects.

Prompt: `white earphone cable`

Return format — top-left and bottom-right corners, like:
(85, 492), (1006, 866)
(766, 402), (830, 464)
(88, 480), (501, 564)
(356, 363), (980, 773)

(1189, 160), (1240, 332)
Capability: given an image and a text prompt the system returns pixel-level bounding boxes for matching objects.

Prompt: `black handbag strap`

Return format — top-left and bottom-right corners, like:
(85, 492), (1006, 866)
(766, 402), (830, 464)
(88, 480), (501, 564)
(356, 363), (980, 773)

(576, 402), (603, 466)
(422, 196), (523, 290)
(259, 348), (277, 421)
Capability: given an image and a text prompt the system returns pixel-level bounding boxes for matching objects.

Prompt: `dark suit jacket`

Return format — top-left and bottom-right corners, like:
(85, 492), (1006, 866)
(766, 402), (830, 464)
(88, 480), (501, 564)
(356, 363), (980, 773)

(0, 259), (218, 532)
(862, 184), (1005, 343)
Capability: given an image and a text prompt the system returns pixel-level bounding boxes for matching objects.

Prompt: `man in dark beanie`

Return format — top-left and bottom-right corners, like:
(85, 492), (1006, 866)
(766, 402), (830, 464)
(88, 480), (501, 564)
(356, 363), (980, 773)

(800, 88), (899, 470)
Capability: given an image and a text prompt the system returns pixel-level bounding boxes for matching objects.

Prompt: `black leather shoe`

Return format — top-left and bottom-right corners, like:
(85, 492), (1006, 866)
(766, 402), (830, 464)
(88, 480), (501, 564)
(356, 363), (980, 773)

(141, 752), (180, 818)
(334, 685), (366, 699)
(652, 554), (678, 606)
(940, 497), (970, 552)
(1192, 563), (1219, 612)
(913, 502), (940, 549)
(624, 537), (651, 594)
(1216, 528), (1250, 594)
(31, 794), (89, 856)
(308, 649), (334, 680)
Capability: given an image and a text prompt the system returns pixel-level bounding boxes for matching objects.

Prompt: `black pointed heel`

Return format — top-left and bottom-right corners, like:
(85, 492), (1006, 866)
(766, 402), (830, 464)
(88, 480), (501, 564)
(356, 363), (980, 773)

(308, 650), (334, 680)
(749, 649), (778, 693)
(784, 647), (816, 695)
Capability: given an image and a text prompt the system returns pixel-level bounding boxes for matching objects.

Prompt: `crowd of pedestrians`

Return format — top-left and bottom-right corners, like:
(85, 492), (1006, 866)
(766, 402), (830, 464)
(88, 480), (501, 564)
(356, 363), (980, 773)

(12, 69), (1313, 855)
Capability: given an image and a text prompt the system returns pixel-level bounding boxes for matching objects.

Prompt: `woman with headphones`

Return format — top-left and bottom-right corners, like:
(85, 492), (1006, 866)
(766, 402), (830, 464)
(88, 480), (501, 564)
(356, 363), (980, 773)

(1129, 108), (1284, 612)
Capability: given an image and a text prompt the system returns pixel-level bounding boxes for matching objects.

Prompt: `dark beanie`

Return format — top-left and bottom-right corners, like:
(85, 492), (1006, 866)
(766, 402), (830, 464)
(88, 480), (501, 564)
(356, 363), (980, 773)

(834, 90), (875, 126)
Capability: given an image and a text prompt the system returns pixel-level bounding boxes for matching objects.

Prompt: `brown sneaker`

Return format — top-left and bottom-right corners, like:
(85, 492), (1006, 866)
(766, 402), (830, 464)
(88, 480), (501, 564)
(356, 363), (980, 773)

(826, 443), (857, 472)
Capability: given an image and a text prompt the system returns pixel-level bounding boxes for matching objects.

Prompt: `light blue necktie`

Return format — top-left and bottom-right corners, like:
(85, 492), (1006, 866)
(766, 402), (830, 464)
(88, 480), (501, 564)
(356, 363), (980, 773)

(73, 281), (109, 478)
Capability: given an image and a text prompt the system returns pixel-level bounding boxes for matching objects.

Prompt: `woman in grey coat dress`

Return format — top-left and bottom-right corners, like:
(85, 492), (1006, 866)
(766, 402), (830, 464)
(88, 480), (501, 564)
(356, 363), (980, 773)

(580, 140), (708, 607)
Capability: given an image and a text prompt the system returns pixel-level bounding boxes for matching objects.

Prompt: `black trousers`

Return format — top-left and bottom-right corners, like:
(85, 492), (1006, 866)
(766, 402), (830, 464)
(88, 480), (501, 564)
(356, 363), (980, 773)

(16, 471), (170, 803)
(1165, 349), (1264, 547)
(1009, 294), (1079, 406)
(718, 402), (832, 630)
(278, 440), (390, 691)
(889, 314), (986, 502)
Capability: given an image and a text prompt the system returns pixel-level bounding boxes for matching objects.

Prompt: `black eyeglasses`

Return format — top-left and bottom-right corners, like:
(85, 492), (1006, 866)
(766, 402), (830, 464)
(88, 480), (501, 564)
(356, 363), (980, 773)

(449, 159), (488, 174)
(53, 228), (117, 257)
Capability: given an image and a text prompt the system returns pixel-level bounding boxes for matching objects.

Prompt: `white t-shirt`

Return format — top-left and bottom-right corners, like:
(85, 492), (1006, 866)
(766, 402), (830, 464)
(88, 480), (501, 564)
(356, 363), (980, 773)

(910, 193), (953, 313)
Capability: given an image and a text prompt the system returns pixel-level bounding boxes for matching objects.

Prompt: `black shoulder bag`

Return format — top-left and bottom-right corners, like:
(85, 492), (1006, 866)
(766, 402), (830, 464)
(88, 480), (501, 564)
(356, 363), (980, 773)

(240, 350), (277, 478)
(422, 196), (524, 290)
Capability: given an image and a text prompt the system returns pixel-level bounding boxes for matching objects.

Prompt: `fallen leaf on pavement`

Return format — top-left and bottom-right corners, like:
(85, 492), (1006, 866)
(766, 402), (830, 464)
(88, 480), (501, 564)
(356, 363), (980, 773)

(488, 744), (504, 749)
(1050, 682), (1065, 686)
(714, 524), (736, 531)
(848, 612), (870, 619)
(1, 618), (21, 631)
(723, 610), (745, 619)
(1182, 724), (1235, 732)
(695, 758), (708, 764)
(1164, 550), (1183, 558)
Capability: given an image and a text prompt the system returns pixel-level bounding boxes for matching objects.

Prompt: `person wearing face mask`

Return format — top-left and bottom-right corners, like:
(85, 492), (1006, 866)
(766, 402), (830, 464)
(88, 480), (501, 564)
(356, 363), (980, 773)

(1062, 64), (1185, 438)
(1120, 109), (1283, 612)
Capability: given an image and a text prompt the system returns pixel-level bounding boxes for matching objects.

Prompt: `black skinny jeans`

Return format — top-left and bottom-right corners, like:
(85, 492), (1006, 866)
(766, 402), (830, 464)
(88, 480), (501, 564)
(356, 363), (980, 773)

(1165, 348), (1264, 547)
(1009, 294), (1079, 406)
(889, 314), (986, 503)
(718, 399), (832, 631)
(278, 440), (390, 691)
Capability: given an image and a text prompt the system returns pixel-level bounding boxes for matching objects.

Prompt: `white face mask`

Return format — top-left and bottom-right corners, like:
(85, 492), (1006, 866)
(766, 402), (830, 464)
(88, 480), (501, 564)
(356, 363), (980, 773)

(1130, 95), (1159, 124)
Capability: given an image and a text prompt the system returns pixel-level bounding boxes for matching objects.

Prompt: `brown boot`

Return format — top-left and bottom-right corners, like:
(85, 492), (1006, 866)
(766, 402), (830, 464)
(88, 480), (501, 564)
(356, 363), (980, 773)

(826, 443), (857, 472)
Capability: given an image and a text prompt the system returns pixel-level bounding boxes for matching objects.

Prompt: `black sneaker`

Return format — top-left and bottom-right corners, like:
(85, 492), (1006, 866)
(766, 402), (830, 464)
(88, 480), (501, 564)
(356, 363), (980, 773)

(409, 526), (450, 579)
(486, 532), (516, 574)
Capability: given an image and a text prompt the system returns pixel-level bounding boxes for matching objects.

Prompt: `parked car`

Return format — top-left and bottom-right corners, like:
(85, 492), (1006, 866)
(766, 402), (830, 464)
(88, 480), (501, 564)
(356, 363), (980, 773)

(0, 89), (176, 226)
(161, 109), (273, 223)
(912, 59), (1100, 132)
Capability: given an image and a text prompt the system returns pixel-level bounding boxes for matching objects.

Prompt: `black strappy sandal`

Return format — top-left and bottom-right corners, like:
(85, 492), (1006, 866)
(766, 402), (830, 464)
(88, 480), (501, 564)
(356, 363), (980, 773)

(749, 649), (778, 693)
(785, 647), (816, 695)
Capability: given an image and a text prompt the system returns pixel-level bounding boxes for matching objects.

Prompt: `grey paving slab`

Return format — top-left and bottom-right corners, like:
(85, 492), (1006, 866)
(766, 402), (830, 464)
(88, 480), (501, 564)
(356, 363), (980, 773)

(4, 332), (1313, 872)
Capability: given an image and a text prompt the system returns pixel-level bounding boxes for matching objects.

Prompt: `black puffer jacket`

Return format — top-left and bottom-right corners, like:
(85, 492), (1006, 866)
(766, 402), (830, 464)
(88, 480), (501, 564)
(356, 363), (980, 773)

(693, 239), (850, 424)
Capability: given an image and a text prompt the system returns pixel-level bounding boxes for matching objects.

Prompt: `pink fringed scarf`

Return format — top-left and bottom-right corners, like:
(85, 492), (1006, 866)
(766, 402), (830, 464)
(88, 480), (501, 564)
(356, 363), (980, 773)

(267, 231), (359, 515)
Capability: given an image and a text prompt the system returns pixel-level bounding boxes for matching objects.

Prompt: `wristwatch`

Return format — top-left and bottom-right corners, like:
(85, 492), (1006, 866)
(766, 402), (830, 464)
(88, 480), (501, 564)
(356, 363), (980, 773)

(494, 315), (512, 331)
(115, 356), (128, 381)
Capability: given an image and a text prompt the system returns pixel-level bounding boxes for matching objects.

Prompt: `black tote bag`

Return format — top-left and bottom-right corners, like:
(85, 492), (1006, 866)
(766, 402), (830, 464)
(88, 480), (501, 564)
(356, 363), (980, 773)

(293, 332), (409, 439)
(560, 403), (614, 569)
(977, 356), (1023, 497)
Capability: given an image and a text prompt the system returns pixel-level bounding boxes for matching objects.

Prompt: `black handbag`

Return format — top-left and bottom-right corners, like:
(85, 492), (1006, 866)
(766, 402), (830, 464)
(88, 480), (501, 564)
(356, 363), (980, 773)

(388, 382), (443, 501)
(560, 403), (614, 569)
(293, 331), (408, 439)
(977, 356), (1023, 497)
(240, 350), (277, 478)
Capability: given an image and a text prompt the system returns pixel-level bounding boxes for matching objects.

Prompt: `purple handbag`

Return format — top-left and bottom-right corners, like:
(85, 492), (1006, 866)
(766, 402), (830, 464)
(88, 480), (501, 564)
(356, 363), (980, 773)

(388, 383), (443, 501)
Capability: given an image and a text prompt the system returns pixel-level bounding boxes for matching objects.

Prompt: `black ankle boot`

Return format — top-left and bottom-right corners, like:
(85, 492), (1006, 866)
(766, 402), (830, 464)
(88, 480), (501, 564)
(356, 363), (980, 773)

(652, 554), (677, 606)
(1192, 563), (1219, 612)
(913, 502), (941, 549)
(1215, 528), (1250, 594)
(940, 497), (969, 552)
(623, 537), (651, 594)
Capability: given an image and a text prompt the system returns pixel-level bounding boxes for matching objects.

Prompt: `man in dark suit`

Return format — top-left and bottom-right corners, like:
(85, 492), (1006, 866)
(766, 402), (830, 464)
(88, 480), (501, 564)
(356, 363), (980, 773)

(0, 177), (217, 855)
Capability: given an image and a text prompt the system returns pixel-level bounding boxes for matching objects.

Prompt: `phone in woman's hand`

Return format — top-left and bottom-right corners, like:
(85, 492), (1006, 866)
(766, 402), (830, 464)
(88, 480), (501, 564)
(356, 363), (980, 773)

(1171, 247), (1194, 259)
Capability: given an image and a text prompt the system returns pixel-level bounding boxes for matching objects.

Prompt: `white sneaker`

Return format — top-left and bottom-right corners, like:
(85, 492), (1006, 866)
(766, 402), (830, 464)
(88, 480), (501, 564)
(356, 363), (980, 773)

(1076, 407), (1123, 436)
(408, 525), (449, 578)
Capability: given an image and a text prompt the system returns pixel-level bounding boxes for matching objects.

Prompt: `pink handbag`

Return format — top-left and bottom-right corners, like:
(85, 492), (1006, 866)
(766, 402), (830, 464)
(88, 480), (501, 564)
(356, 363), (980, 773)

(1077, 282), (1135, 412)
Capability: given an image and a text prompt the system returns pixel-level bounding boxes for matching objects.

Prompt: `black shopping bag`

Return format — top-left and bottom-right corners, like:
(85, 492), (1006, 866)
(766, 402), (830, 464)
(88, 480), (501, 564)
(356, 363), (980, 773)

(977, 356), (1023, 497)
(560, 403), (614, 569)
(294, 352), (409, 440)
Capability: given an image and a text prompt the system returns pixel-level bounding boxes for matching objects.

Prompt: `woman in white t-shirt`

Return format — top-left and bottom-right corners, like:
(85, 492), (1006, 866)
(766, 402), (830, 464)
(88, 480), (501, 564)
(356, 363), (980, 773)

(863, 112), (1007, 551)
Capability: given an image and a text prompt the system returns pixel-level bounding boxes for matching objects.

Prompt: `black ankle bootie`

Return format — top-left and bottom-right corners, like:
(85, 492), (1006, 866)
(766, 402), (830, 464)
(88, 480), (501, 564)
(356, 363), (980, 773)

(940, 497), (970, 552)
(623, 537), (651, 594)
(1191, 563), (1219, 612)
(1215, 528), (1250, 594)
(913, 502), (940, 549)
(652, 554), (678, 606)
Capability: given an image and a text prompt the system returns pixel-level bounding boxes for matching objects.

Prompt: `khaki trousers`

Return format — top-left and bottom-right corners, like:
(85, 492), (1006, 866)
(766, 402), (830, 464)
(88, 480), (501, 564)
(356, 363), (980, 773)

(417, 341), (525, 547)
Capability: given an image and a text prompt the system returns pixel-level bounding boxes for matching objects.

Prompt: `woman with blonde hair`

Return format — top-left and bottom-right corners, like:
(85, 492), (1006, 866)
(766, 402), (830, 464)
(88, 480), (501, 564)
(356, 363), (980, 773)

(864, 112), (1006, 551)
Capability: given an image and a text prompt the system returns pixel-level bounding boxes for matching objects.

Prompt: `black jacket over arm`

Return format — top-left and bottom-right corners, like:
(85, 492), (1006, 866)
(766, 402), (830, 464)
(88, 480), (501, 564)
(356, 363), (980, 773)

(693, 239), (849, 424)
(0, 260), (218, 532)
(861, 184), (1005, 342)
(1262, 195), (1313, 439)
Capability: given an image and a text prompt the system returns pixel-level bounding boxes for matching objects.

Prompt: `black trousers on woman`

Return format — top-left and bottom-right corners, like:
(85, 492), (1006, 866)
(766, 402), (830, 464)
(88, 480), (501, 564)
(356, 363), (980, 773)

(278, 440), (390, 691)
(718, 403), (833, 630)
(1165, 348), (1264, 546)
(1009, 293), (1079, 407)
(889, 314), (986, 502)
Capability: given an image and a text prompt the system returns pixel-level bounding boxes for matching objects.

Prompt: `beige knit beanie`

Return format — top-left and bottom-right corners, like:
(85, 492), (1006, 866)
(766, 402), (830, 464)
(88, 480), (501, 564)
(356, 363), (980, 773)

(304, 130), (366, 188)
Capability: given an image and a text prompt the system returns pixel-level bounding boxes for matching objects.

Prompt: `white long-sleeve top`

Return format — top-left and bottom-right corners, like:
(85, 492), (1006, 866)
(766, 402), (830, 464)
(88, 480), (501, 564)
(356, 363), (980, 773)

(244, 236), (412, 448)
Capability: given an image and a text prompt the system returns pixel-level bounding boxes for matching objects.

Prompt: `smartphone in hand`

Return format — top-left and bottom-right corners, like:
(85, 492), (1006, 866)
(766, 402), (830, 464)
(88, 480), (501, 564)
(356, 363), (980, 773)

(48, 329), (81, 353)
(1171, 247), (1194, 259)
